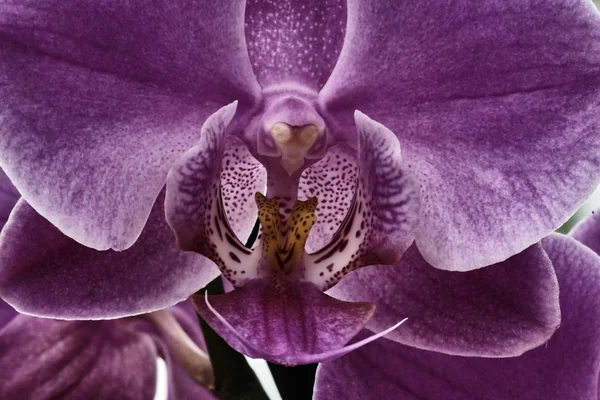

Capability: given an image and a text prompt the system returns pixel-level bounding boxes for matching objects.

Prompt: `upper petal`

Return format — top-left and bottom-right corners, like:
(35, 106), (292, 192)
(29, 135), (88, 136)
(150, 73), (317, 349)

(0, 0), (261, 251)
(0, 192), (219, 319)
(315, 234), (600, 400)
(0, 316), (157, 400)
(328, 242), (560, 357)
(245, 0), (346, 90)
(320, 0), (600, 271)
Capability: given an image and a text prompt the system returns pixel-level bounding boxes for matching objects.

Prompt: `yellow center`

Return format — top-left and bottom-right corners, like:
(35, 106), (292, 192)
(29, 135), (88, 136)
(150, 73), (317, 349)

(255, 193), (317, 277)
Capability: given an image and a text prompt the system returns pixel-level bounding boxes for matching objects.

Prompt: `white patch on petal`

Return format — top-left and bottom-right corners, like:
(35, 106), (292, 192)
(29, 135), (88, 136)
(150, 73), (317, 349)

(304, 111), (420, 290)
(299, 144), (358, 252)
(165, 102), (263, 286)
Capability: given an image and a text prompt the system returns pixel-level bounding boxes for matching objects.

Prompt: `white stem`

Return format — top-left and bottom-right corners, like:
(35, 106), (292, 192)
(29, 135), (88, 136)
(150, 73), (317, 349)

(147, 309), (215, 390)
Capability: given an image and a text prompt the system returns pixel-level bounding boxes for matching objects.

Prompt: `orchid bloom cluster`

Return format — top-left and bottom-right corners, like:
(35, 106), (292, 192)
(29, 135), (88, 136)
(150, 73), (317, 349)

(0, 0), (600, 398)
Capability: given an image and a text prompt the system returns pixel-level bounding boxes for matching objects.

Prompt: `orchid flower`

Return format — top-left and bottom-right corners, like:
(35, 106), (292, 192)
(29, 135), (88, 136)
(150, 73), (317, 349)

(0, 171), (214, 400)
(0, 0), (599, 365)
(314, 211), (600, 400)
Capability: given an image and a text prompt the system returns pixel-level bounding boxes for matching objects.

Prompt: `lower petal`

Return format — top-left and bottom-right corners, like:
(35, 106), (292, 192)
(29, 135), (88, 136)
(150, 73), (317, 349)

(192, 280), (375, 365)
(328, 242), (560, 357)
(315, 234), (600, 400)
(0, 193), (219, 319)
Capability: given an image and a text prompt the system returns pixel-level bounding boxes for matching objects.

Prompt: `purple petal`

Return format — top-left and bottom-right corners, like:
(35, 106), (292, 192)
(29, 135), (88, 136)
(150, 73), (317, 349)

(303, 111), (420, 290)
(166, 103), (266, 286)
(315, 234), (600, 400)
(328, 242), (560, 357)
(192, 280), (375, 365)
(320, 0), (600, 271)
(0, 0), (261, 251)
(0, 317), (157, 399)
(0, 192), (219, 319)
(245, 0), (346, 90)
(0, 300), (17, 331)
(571, 209), (600, 255)
(0, 169), (18, 231)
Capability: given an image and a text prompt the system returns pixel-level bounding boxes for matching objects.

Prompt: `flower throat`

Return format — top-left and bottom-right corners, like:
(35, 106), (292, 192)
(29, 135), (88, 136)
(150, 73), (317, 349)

(255, 192), (317, 283)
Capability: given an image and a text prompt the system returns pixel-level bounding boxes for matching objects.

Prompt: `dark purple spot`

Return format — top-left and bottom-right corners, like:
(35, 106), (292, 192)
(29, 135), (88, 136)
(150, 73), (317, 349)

(229, 252), (241, 263)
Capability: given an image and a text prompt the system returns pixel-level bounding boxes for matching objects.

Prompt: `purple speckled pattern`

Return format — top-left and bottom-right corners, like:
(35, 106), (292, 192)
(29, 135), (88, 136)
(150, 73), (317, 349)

(302, 111), (420, 291)
(298, 144), (358, 252)
(314, 233), (600, 400)
(245, 0), (346, 90)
